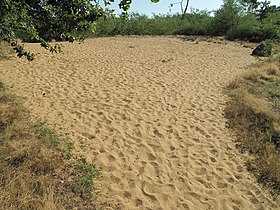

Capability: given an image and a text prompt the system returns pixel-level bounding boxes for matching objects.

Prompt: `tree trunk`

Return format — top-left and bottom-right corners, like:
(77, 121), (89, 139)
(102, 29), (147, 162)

(183, 0), (190, 14)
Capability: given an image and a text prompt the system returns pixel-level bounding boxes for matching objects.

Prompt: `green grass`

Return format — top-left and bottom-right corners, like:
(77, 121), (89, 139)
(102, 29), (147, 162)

(265, 87), (280, 96)
(264, 80), (280, 110)
(35, 120), (74, 157)
(72, 158), (97, 197)
(35, 120), (61, 145)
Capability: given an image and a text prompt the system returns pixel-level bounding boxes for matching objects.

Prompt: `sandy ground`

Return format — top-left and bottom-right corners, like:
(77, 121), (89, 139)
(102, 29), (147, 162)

(1, 37), (279, 210)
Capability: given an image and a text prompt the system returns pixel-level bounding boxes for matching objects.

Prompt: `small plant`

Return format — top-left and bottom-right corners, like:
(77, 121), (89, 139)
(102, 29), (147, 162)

(35, 120), (55, 137)
(72, 158), (96, 197)
(35, 120), (74, 157)
(76, 158), (96, 176)
(0, 82), (5, 92)
(266, 87), (280, 96)
(50, 135), (60, 145)
(61, 142), (74, 158)
(35, 120), (61, 145)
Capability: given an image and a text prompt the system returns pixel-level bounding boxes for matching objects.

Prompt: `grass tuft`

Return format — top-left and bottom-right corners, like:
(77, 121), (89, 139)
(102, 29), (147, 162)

(226, 57), (280, 194)
(0, 82), (98, 209)
(35, 120), (74, 158)
(72, 158), (96, 197)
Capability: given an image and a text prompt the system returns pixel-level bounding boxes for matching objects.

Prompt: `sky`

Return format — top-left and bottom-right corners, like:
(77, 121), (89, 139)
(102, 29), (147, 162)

(107, 0), (279, 16)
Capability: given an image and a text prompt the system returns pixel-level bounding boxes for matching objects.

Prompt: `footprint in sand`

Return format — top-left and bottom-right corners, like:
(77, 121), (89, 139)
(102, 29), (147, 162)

(0, 37), (278, 210)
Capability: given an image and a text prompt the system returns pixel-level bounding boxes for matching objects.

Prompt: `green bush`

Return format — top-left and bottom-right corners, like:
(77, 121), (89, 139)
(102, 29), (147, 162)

(227, 12), (280, 42)
(212, 0), (243, 36)
(227, 14), (260, 41)
(261, 12), (280, 41)
(125, 13), (153, 35)
(94, 12), (213, 37)
(175, 12), (213, 35)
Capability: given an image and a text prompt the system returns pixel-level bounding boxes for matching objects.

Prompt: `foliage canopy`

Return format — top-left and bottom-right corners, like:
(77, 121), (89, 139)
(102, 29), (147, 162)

(0, 0), (158, 60)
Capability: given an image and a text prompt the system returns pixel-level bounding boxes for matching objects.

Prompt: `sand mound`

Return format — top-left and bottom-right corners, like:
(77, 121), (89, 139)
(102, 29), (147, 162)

(1, 37), (279, 209)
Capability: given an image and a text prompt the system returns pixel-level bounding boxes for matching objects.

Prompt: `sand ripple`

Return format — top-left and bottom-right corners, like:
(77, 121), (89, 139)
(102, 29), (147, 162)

(0, 37), (279, 209)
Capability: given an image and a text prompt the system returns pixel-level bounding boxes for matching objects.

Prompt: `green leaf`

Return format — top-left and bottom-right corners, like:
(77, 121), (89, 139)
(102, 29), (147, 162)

(151, 0), (160, 3)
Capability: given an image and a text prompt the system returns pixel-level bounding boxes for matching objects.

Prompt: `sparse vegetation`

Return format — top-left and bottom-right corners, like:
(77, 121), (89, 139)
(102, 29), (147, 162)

(0, 83), (98, 209)
(35, 120), (74, 158)
(72, 158), (97, 197)
(225, 58), (280, 193)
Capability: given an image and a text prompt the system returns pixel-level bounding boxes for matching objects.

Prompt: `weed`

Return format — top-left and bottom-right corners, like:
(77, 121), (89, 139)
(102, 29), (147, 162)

(266, 87), (280, 96)
(35, 120), (55, 138)
(252, 40), (273, 57)
(72, 158), (96, 197)
(34, 120), (74, 158)
(76, 158), (96, 176)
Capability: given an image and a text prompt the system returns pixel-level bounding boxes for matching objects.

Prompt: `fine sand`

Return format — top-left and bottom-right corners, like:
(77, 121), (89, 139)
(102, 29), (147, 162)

(0, 37), (279, 210)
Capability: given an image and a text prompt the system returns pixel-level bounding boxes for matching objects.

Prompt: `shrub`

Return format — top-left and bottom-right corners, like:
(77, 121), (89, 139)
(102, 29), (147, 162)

(225, 58), (280, 193)
(227, 14), (260, 41)
(261, 12), (280, 41)
(175, 11), (213, 35)
(212, 0), (243, 36)
(94, 12), (213, 37)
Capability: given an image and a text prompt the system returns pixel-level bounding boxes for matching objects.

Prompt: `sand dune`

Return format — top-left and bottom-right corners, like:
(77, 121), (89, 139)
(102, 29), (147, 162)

(0, 37), (279, 209)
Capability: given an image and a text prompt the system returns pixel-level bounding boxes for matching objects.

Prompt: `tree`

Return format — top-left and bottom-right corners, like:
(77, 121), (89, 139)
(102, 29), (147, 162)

(169, 0), (190, 14)
(0, 0), (159, 61)
(238, 0), (280, 20)
(238, 0), (260, 13)
(212, 0), (243, 35)
(183, 0), (190, 14)
(256, 0), (280, 22)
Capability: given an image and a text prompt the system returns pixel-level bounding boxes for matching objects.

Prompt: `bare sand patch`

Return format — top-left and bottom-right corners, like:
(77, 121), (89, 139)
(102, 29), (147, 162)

(0, 37), (279, 209)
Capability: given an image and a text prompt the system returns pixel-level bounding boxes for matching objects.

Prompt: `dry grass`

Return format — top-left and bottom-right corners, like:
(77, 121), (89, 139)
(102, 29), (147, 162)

(225, 57), (280, 194)
(0, 83), (98, 209)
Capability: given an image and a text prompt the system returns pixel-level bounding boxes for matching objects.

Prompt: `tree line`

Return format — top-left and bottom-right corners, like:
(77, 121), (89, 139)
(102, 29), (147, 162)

(94, 0), (279, 41)
(0, 0), (279, 60)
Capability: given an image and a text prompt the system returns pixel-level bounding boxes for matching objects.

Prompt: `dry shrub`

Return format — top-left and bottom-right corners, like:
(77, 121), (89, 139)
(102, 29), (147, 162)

(240, 89), (276, 120)
(240, 58), (280, 80)
(226, 57), (280, 193)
